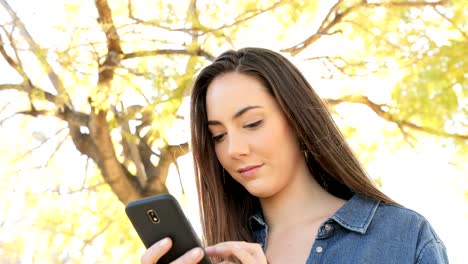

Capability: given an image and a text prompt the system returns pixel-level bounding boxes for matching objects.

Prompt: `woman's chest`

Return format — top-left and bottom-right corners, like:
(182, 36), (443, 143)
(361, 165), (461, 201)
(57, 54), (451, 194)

(265, 224), (319, 264)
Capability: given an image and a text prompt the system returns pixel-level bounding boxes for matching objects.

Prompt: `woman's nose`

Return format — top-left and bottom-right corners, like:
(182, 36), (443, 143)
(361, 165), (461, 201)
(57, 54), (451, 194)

(227, 133), (249, 159)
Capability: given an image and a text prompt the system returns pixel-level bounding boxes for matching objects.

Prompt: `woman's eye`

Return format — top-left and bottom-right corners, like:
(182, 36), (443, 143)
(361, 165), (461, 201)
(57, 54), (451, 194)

(212, 134), (225, 142)
(244, 120), (263, 129)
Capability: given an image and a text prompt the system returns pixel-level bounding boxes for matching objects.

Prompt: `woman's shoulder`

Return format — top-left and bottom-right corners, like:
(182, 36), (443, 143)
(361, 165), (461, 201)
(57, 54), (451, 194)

(374, 200), (446, 250)
(326, 194), (449, 263)
(335, 194), (443, 243)
(325, 195), (449, 263)
(374, 201), (448, 262)
(377, 201), (428, 221)
(374, 203), (436, 229)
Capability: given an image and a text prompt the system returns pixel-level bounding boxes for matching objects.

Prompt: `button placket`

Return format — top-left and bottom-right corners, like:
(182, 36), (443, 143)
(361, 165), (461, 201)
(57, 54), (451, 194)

(308, 222), (333, 263)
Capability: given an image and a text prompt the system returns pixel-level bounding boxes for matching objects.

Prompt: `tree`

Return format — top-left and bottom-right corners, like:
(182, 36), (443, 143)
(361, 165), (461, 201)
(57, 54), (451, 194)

(0, 0), (466, 262)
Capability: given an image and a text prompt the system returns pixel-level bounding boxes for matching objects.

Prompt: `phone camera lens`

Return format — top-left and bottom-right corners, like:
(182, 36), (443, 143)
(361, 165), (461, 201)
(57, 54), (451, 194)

(146, 210), (160, 223)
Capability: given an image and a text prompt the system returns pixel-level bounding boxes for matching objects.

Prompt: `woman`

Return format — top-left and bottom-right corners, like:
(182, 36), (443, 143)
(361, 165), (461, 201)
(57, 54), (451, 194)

(142, 48), (448, 263)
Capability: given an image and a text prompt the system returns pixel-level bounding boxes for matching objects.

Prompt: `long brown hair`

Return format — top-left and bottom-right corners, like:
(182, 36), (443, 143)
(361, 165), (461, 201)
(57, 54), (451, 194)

(190, 47), (394, 246)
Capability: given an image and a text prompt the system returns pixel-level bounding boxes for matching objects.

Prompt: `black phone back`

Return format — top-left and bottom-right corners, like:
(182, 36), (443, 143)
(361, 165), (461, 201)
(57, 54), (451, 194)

(125, 194), (211, 264)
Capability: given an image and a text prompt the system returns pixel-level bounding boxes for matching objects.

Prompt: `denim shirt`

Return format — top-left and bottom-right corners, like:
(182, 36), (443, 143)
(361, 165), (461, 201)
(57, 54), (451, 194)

(249, 194), (449, 263)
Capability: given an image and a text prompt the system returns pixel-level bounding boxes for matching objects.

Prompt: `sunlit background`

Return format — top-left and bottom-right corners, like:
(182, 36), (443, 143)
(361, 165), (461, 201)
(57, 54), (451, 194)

(0, 0), (466, 263)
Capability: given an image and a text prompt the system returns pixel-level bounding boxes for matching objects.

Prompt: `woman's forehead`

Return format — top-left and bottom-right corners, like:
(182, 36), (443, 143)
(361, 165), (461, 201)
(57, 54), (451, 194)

(205, 73), (274, 117)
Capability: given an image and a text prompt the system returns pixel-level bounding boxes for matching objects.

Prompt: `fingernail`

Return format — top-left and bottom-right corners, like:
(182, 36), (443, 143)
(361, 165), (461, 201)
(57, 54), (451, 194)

(190, 248), (202, 258)
(158, 237), (169, 247)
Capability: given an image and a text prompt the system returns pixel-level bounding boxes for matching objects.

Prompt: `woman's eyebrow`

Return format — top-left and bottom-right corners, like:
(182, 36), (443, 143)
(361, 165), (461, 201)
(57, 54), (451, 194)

(207, 105), (263, 126)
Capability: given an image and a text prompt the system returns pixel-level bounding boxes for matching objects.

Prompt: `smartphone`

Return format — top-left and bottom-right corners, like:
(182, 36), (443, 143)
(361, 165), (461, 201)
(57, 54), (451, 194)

(125, 193), (212, 264)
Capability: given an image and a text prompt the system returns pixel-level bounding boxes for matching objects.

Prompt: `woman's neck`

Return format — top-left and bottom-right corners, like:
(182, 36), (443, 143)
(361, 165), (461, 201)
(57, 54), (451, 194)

(259, 168), (345, 232)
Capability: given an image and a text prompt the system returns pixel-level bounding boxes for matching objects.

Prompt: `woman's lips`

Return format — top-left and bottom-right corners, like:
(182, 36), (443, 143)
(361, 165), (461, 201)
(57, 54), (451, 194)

(238, 165), (263, 178)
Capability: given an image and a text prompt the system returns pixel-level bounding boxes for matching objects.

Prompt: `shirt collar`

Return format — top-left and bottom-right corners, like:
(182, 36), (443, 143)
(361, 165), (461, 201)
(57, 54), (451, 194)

(248, 210), (266, 231)
(248, 194), (380, 234)
(331, 194), (380, 234)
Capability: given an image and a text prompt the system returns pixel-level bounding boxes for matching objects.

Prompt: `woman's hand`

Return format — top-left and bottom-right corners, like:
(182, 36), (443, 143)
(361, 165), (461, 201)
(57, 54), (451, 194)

(141, 237), (205, 264)
(205, 241), (267, 264)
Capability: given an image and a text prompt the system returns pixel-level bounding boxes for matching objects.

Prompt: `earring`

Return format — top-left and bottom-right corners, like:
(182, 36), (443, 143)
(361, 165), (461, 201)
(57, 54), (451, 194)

(222, 168), (226, 184)
(299, 140), (308, 160)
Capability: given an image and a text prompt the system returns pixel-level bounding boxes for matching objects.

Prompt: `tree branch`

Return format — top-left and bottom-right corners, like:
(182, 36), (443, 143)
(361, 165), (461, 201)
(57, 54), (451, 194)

(12, 126), (68, 164)
(121, 106), (147, 187)
(95, 0), (123, 85)
(127, 0), (193, 34)
(326, 95), (468, 141)
(81, 220), (113, 252)
(123, 48), (215, 61)
(88, 110), (143, 203)
(434, 6), (468, 40)
(283, 0), (450, 55)
(68, 124), (97, 165)
(127, 0), (291, 38)
(146, 143), (189, 195)
(282, 0), (348, 55)
(306, 55), (388, 77)
(0, 25), (26, 72)
(44, 131), (69, 168)
(59, 108), (90, 127)
(0, 83), (57, 103)
(199, 0), (292, 36)
(364, 0), (449, 8)
(0, 87), (89, 129)
(0, 0), (71, 107)
(92, 0), (146, 204)
(95, 0), (122, 54)
(0, 31), (28, 79)
(397, 123), (417, 147)
(342, 19), (403, 50)
(186, 0), (201, 30)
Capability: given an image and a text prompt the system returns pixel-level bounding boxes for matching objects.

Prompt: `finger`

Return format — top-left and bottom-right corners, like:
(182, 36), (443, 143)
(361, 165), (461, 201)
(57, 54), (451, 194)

(206, 241), (236, 257)
(206, 241), (262, 256)
(239, 242), (263, 257)
(230, 245), (257, 263)
(170, 247), (204, 264)
(206, 241), (264, 263)
(141, 237), (172, 264)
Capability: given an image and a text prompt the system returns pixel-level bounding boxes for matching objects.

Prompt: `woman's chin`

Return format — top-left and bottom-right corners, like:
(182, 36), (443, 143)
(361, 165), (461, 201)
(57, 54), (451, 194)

(245, 186), (275, 199)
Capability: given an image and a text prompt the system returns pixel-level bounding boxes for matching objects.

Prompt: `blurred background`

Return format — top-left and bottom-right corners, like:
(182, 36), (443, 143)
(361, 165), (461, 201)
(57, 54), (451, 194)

(0, 0), (466, 263)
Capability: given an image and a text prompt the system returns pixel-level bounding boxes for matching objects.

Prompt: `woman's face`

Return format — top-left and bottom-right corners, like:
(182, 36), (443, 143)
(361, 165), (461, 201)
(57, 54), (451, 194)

(205, 72), (307, 198)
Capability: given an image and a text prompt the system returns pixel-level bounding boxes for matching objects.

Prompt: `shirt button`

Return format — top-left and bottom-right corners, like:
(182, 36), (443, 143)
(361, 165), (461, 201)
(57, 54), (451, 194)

(325, 224), (332, 231)
(316, 246), (323, 253)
